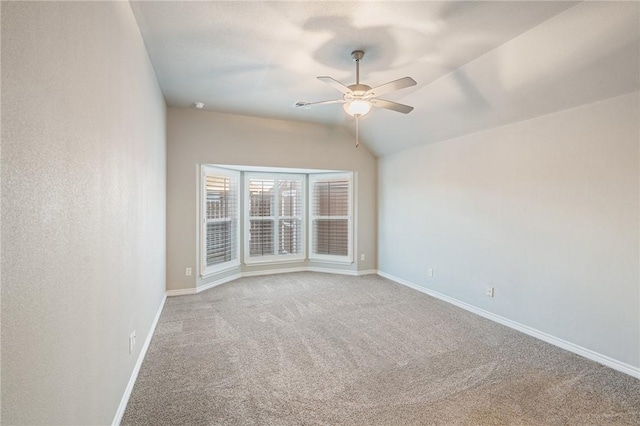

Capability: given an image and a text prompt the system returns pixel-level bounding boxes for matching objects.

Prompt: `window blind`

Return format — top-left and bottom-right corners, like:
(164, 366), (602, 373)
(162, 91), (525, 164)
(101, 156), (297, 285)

(309, 173), (353, 262)
(202, 167), (239, 275)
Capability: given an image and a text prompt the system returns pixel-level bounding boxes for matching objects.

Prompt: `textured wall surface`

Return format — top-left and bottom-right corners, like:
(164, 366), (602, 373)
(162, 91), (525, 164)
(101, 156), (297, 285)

(378, 92), (640, 368)
(166, 107), (377, 291)
(1, 2), (166, 424)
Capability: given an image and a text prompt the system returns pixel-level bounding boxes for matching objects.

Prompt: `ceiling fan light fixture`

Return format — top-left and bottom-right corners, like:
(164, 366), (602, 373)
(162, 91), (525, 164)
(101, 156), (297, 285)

(294, 50), (416, 148)
(343, 99), (372, 116)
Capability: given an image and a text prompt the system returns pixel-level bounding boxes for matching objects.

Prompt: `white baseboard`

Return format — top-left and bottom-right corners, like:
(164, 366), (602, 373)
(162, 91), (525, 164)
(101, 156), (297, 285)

(306, 266), (358, 276)
(196, 272), (243, 293)
(378, 270), (640, 380)
(307, 267), (379, 276)
(355, 269), (378, 276)
(165, 287), (197, 297)
(167, 273), (244, 297)
(242, 267), (307, 277)
(112, 293), (167, 425)
(167, 267), (376, 297)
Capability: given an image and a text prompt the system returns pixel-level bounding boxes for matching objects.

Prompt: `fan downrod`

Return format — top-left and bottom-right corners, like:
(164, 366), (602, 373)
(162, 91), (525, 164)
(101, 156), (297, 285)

(351, 50), (364, 85)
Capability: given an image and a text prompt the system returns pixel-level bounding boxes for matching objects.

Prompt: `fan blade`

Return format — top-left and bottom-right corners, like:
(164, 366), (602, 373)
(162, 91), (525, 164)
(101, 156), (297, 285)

(370, 99), (414, 114)
(317, 76), (352, 94)
(365, 77), (416, 97)
(294, 99), (345, 108)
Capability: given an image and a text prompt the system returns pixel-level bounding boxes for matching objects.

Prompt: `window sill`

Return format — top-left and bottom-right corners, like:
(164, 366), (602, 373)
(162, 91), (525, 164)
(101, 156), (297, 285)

(308, 257), (354, 265)
(244, 257), (306, 266)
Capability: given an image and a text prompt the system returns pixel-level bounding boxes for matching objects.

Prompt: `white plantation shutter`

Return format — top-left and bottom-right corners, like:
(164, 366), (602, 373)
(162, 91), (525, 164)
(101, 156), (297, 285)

(245, 174), (305, 263)
(309, 173), (353, 263)
(248, 178), (275, 257)
(278, 179), (303, 256)
(201, 166), (240, 275)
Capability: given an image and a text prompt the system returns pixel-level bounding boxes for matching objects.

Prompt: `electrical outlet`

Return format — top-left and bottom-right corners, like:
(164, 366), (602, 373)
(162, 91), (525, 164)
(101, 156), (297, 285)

(185, 267), (192, 276)
(486, 286), (494, 297)
(129, 330), (137, 354)
(360, 254), (365, 261)
(428, 268), (434, 277)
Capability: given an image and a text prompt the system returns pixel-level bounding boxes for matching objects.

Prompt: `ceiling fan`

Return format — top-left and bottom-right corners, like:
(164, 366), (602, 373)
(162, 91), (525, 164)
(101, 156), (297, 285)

(295, 50), (417, 147)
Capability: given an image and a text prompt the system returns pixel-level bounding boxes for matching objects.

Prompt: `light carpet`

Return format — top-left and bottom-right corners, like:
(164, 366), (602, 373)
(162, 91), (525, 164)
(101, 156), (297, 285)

(122, 272), (640, 425)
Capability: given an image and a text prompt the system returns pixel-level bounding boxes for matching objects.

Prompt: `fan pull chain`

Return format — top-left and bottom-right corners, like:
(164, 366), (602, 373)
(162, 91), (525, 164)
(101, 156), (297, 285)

(355, 115), (359, 148)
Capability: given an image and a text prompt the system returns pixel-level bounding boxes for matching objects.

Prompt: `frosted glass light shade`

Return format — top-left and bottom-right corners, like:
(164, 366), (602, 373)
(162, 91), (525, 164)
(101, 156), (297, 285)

(343, 100), (372, 116)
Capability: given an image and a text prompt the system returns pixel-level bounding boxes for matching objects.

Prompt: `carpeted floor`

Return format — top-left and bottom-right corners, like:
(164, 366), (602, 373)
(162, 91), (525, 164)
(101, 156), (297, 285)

(122, 272), (640, 425)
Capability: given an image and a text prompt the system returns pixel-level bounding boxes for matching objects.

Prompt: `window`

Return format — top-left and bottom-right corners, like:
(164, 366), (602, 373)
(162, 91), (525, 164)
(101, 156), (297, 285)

(201, 166), (240, 276)
(309, 172), (353, 263)
(200, 166), (354, 275)
(245, 173), (305, 264)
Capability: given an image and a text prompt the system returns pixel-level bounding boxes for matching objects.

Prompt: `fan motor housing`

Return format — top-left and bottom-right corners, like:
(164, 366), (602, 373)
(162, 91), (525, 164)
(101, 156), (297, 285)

(347, 83), (372, 96)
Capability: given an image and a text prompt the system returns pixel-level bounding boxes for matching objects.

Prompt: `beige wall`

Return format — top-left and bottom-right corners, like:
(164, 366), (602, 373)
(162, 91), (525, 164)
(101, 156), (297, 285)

(378, 92), (640, 368)
(1, 2), (166, 424)
(167, 108), (377, 291)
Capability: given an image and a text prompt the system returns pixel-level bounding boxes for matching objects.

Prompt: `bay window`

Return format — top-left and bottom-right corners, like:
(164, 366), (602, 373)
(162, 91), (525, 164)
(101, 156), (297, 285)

(200, 166), (353, 276)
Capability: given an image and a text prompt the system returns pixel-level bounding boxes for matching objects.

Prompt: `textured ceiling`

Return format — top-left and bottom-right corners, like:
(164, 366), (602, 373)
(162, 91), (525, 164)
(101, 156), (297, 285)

(130, 1), (639, 156)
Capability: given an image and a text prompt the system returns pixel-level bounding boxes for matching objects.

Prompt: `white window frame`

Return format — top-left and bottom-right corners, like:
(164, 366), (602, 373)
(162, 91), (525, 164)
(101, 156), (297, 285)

(244, 172), (306, 265)
(308, 172), (354, 264)
(200, 165), (240, 277)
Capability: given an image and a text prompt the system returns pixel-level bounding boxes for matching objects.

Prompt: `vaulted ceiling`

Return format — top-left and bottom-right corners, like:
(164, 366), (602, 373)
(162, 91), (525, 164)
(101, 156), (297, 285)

(130, 1), (639, 156)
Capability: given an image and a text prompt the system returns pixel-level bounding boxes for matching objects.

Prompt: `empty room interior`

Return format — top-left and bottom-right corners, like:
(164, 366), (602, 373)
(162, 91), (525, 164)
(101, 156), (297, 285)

(2, 1), (640, 425)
